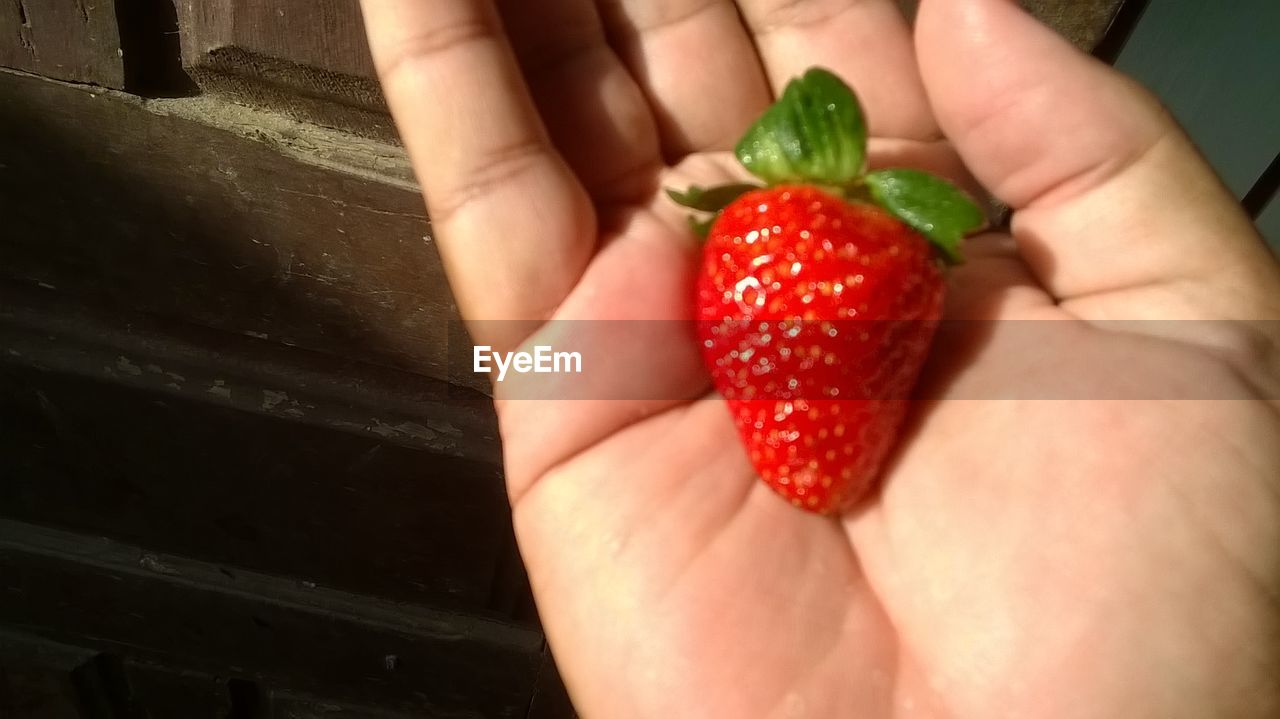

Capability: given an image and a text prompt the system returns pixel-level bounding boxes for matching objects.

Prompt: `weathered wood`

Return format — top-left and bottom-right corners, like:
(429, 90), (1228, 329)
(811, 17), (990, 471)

(0, 280), (523, 614)
(115, 662), (237, 718)
(0, 357), (517, 614)
(0, 280), (498, 460)
(175, 0), (391, 136)
(0, 666), (82, 718)
(0, 0), (124, 87)
(0, 69), (481, 391)
(0, 521), (550, 717)
(1, 628), (565, 718)
(205, 0), (375, 79)
(0, 631), (119, 718)
(0, 663), (83, 718)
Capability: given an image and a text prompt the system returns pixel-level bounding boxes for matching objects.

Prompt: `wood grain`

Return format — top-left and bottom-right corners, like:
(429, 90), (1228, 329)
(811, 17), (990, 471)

(0, 70), (473, 389)
(0, 0), (124, 87)
(0, 292), (520, 614)
(175, 0), (390, 136)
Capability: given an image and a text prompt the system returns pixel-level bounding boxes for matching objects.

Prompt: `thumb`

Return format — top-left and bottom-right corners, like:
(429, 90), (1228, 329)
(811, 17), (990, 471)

(915, 0), (1280, 326)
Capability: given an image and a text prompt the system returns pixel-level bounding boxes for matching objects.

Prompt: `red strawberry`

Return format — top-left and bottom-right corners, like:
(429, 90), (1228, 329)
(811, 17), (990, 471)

(697, 186), (945, 512)
(671, 68), (984, 513)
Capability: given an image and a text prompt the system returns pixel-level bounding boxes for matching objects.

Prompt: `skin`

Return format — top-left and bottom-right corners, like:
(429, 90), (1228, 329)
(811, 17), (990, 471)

(358, 0), (1280, 716)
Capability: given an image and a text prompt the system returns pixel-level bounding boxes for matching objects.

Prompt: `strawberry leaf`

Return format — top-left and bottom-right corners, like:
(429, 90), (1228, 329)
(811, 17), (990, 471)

(864, 169), (985, 264)
(687, 214), (717, 239)
(666, 183), (760, 213)
(734, 67), (867, 186)
(667, 184), (760, 240)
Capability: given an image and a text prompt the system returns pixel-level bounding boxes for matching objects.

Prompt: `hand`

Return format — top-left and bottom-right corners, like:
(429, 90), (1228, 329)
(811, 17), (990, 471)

(359, 0), (1280, 716)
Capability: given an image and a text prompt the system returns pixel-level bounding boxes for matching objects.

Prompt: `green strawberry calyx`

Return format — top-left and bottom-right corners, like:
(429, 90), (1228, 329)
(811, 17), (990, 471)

(668, 67), (985, 264)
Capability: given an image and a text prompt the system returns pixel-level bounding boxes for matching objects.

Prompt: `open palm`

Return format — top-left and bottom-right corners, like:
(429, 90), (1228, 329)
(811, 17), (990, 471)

(360, 0), (1280, 716)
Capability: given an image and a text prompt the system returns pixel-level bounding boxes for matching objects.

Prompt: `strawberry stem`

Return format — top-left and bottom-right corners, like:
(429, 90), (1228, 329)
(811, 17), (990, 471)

(670, 67), (986, 260)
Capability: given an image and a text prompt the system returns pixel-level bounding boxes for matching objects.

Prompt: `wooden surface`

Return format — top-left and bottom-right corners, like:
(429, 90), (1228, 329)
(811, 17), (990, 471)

(0, 631), (93, 719)
(175, 0), (390, 136)
(0, 522), (549, 718)
(0, 281), (520, 614)
(176, 0), (375, 79)
(0, 282), (498, 460)
(0, 0), (124, 88)
(0, 70), (477, 392)
(1, 626), (567, 718)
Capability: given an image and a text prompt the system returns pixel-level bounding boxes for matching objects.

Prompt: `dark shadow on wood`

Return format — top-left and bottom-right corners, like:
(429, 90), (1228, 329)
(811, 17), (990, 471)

(226, 678), (266, 719)
(0, 521), (547, 717)
(70, 654), (143, 719)
(0, 66), (567, 715)
(0, 70), (477, 392)
(115, 0), (199, 96)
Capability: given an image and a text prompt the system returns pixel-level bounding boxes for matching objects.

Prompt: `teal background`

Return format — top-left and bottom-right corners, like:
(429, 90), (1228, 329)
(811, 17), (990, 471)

(1115, 0), (1280, 252)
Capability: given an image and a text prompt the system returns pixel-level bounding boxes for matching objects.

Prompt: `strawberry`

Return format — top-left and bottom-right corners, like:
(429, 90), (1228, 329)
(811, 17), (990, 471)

(670, 68), (984, 514)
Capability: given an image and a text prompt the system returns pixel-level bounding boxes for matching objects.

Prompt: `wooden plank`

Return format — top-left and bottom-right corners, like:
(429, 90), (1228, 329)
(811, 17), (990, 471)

(114, 662), (236, 718)
(229, 0), (375, 79)
(0, 631), (127, 718)
(0, 629), (566, 719)
(1115, 0), (1280, 198)
(0, 666), (82, 718)
(0, 631), (94, 719)
(0, 277), (521, 615)
(176, 0), (374, 79)
(0, 281), (499, 461)
(0, 0), (124, 88)
(0, 69), (477, 390)
(175, 0), (390, 136)
(0, 631), (97, 675)
(0, 520), (549, 718)
(0, 281), (523, 615)
(0, 358), (515, 613)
